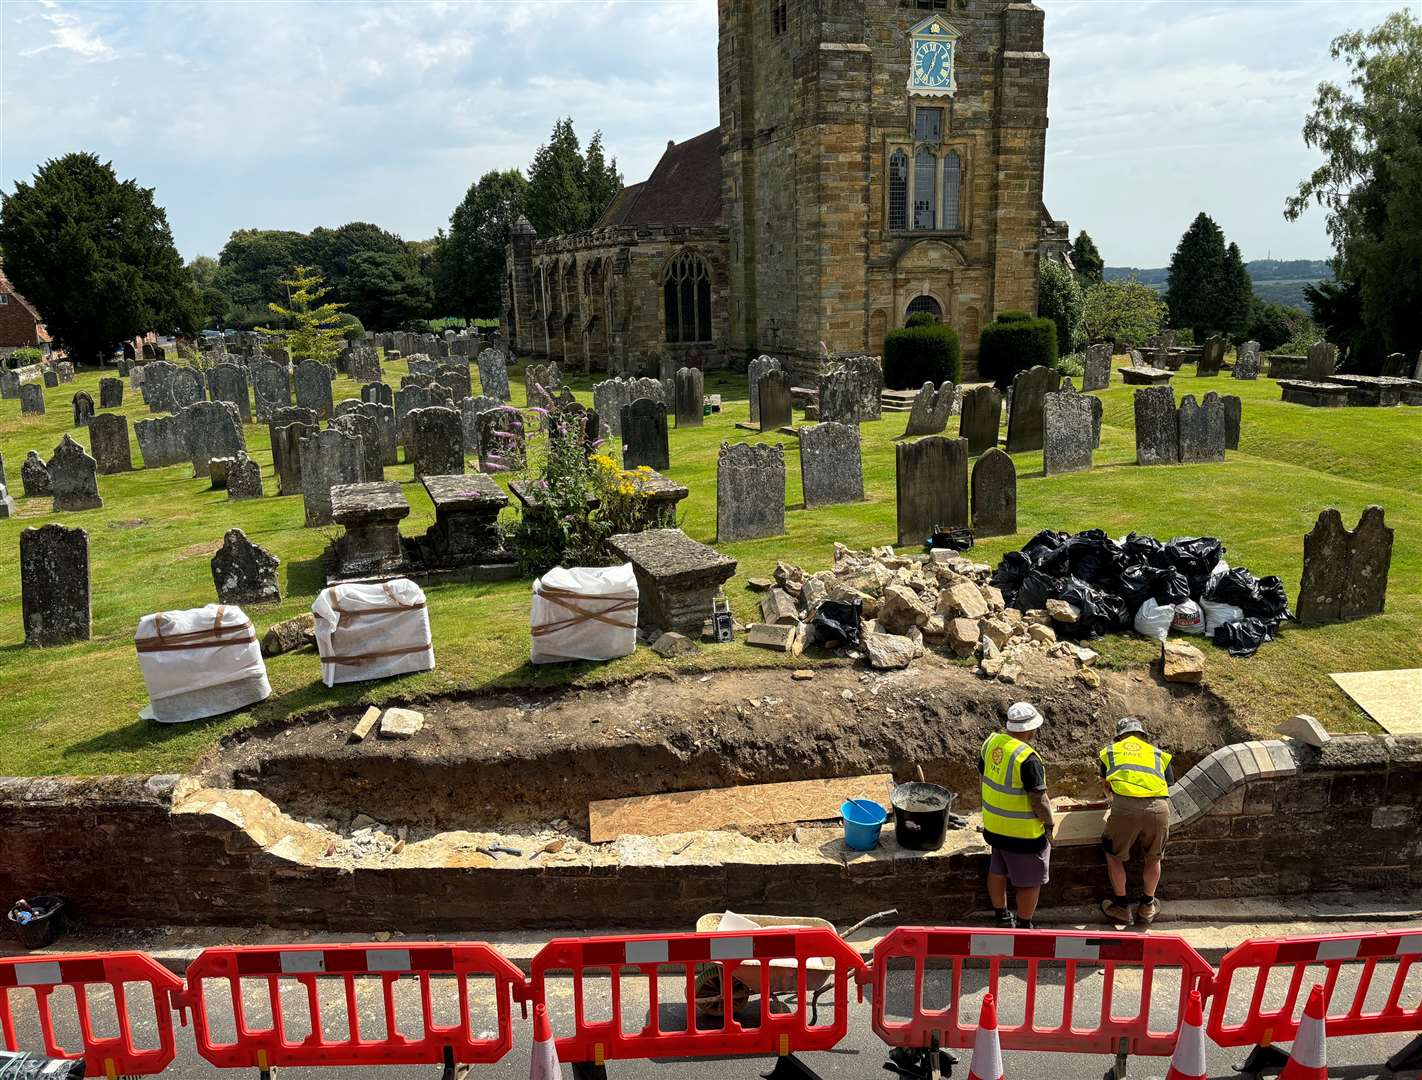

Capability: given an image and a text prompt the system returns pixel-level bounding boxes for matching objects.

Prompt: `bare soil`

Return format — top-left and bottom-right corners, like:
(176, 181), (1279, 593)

(203, 651), (1244, 836)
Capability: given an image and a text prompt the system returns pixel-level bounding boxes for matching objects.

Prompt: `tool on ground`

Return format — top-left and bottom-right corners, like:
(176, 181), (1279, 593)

(476, 844), (523, 858)
(1164, 989), (1206, 1080)
(967, 993), (1004, 1080)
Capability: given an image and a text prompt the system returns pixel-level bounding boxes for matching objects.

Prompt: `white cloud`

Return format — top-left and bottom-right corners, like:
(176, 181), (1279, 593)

(19, 0), (115, 60)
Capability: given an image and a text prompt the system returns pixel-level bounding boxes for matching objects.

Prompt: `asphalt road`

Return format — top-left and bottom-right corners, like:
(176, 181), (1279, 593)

(6, 959), (1419, 1079)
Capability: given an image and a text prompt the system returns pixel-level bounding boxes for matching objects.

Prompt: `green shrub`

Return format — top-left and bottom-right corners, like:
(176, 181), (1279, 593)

(978, 315), (1058, 389)
(996, 310), (1033, 323)
(1054, 352), (1085, 380)
(335, 312), (365, 343)
(1173, 327), (1195, 346)
(9, 346), (43, 366)
(1038, 257), (1085, 352)
(905, 311), (937, 329)
(883, 324), (961, 389)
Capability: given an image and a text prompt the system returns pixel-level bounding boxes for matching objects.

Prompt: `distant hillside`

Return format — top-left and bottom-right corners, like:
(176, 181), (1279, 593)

(1104, 260), (1332, 312)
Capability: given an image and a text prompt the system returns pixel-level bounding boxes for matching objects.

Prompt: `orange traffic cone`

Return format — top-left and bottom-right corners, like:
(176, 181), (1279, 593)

(968, 993), (1005, 1080)
(1279, 984), (1328, 1080)
(1164, 989), (1207, 1080)
(529, 1003), (562, 1080)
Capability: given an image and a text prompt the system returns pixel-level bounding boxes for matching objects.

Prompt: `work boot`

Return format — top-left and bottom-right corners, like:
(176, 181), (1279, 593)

(1136, 897), (1161, 925)
(993, 907), (1015, 929)
(1101, 897), (1132, 925)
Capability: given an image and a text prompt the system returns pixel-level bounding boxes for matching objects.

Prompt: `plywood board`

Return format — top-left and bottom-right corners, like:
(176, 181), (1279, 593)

(1052, 807), (1107, 847)
(589, 774), (894, 844)
(1330, 669), (1422, 735)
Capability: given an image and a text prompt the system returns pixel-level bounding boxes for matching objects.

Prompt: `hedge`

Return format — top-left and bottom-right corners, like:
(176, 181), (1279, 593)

(905, 311), (937, 329)
(883, 324), (962, 389)
(995, 310), (1033, 323)
(977, 315), (1058, 390)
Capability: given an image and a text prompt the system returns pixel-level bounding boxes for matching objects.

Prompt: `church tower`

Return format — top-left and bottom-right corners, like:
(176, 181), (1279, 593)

(718, 0), (1052, 378)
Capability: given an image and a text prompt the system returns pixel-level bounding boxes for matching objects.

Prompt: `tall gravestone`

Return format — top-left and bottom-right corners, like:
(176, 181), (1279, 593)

(134, 416), (186, 468)
(89, 413), (133, 475)
(525, 362), (562, 404)
(294, 360), (334, 419)
(408, 406), (464, 478)
(211, 528), (280, 606)
(300, 427), (365, 527)
(799, 421), (863, 508)
(1198, 335), (1226, 376)
(72, 391), (94, 428)
(208, 363), (252, 421)
(848, 355), (884, 421)
(273, 420), (316, 496)
(1082, 343), (1112, 391)
(1297, 506), (1393, 625)
(970, 447), (1017, 538)
(99, 377), (124, 408)
(747, 356), (781, 425)
(141, 360), (176, 412)
(347, 345), (382, 383)
(902, 382), (954, 438)
(460, 395), (501, 457)
(331, 412), (386, 483)
(1042, 383), (1095, 476)
(48, 434), (102, 511)
(1305, 341), (1336, 381)
(959, 385), (1003, 456)
(1004, 365), (1060, 453)
(183, 400), (246, 478)
(21, 451), (50, 497)
(674, 367), (704, 428)
(1233, 340), (1260, 380)
(758, 369), (792, 433)
(478, 407), (526, 472)
(19, 383), (44, 416)
(438, 364), (473, 402)
(621, 397), (670, 472)
(477, 350), (511, 402)
(895, 436), (968, 546)
(170, 367), (205, 410)
(1176, 392), (1226, 464)
(1222, 394), (1242, 451)
(252, 361), (291, 421)
(717, 442), (786, 542)
(21, 523), (90, 645)
(818, 370), (858, 425)
(1133, 386), (1178, 466)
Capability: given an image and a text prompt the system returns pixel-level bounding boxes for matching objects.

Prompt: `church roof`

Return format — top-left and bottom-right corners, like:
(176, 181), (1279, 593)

(595, 128), (722, 229)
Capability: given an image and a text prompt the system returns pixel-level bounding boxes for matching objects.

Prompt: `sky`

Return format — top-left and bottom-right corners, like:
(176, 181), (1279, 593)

(2, 0), (1416, 267)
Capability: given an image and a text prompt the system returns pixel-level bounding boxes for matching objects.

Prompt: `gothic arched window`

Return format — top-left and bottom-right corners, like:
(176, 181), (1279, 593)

(942, 150), (962, 231)
(906, 295), (942, 323)
(663, 252), (712, 344)
(913, 150), (937, 230)
(889, 150), (908, 231)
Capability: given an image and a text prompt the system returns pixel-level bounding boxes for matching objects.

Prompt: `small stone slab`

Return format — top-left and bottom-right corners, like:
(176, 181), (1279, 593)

(1279, 380), (1350, 408)
(1276, 714), (1329, 748)
(1042, 384), (1094, 476)
(1082, 343), (1112, 391)
(379, 707), (424, 738)
(1120, 366), (1174, 385)
(1297, 505), (1393, 625)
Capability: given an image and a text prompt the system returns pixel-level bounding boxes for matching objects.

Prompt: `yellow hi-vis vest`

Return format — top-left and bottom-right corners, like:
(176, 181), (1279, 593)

(1099, 736), (1172, 798)
(980, 731), (1046, 841)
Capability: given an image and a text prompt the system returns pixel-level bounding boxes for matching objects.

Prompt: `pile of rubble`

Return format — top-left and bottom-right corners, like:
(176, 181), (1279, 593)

(747, 543), (1102, 683)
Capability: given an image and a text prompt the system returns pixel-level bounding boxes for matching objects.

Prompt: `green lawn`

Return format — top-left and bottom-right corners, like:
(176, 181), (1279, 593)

(0, 358), (1418, 776)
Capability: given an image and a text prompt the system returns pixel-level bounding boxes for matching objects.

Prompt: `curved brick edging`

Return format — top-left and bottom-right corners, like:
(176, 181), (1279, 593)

(3, 734), (1419, 931)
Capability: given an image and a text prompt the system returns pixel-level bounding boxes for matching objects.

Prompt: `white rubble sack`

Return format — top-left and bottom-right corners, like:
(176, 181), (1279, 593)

(312, 579), (434, 687)
(136, 604), (271, 723)
(530, 564), (639, 664)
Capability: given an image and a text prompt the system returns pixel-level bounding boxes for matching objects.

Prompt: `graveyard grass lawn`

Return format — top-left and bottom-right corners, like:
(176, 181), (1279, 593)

(0, 357), (1419, 776)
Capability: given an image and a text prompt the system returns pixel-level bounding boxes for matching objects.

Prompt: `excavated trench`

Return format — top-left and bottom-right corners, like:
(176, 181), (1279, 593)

(202, 651), (1246, 840)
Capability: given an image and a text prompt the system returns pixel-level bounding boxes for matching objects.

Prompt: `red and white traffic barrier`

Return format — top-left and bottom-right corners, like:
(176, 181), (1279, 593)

(967, 994), (1005, 1080)
(1279, 985), (1328, 1080)
(1164, 989), (1207, 1080)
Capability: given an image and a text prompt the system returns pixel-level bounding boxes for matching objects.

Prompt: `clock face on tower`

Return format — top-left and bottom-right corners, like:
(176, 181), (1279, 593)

(908, 17), (959, 96)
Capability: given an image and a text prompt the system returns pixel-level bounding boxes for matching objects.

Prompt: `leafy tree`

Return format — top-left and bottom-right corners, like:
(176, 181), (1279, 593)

(259, 265), (347, 364)
(1037, 257), (1085, 351)
(583, 131), (623, 226)
(344, 250), (434, 329)
(188, 254), (231, 327)
(0, 152), (201, 363)
(307, 222), (408, 297)
(1286, 9), (1422, 369)
(435, 169), (529, 321)
(524, 118), (623, 237)
(1081, 278), (1168, 346)
(1071, 230), (1104, 286)
(1165, 212), (1251, 339)
(1245, 297), (1311, 351)
(217, 229), (311, 310)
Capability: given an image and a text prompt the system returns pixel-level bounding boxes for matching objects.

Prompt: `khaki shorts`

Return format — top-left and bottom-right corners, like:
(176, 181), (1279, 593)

(1102, 795), (1170, 862)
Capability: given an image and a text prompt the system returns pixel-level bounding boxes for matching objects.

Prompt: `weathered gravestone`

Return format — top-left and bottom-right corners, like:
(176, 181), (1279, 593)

(42, 368), (58, 389)
(895, 436), (968, 546)
(1305, 341), (1336, 382)
(799, 422), (863, 509)
(1089, 395), (1103, 449)
(300, 427), (365, 527)
(272, 420), (316, 496)
(478, 407), (526, 472)
(1042, 383), (1095, 476)
(848, 355), (885, 421)
(674, 367), (704, 428)
(99, 377), (124, 408)
(19, 383), (44, 416)
(183, 400), (246, 478)
(758, 369), (793, 433)
(1176, 392), (1226, 464)
(20, 523), (90, 645)
(1222, 394), (1242, 451)
(1198, 335), (1227, 376)
(208, 363), (252, 421)
(717, 442), (786, 542)
(902, 382), (954, 438)
(89, 413), (132, 474)
(1134, 386), (1179, 466)
(346, 345), (382, 383)
(621, 397), (670, 472)
(1297, 505), (1393, 625)
(407, 406), (464, 479)
(1233, 340), (1260, 380)
(747, 356), (782, 425)
(330, 481), (411, 578)
(818, 370), (858, 425)
(141, 360), (176, 411)
(141, 342), (155, 361)
(1128, 349), (1145, 369)
(1005, 365), (1061, 453)
(395, 383), (438, 438)
(328, 412), (382, 483)
(170, 366), (205, 410)
(1082, 343), (1112, 392)
(460, 396), (501, 456)
(48, 434), (102, 511)
(252, 361), (291, 421)
(437, 365), (472, 403)
(525, 362), (562, 404)
(358, 401), (398, 467)
(21, 450), (51, 497)
(72, 391), (94, 428)
(134, 416), (186, 468)
(227, 454), (264, 500)
(970, 446), (1017, 538)
(361, 381), (393, 407)
(211, 528), (280, 605)
(476, 349), (511, 402)
(294, 360), (334, 419)
(959, 385), (1003, 455)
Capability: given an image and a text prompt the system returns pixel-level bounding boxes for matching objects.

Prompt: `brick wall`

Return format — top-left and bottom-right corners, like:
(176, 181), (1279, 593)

(2, 734), (1418, 932)
(0, 292), (42, 349)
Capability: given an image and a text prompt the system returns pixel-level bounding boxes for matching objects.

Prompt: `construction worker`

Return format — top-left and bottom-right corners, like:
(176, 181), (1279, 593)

(1099, 717), (1175, 926)
(979, 702), (1055, 929)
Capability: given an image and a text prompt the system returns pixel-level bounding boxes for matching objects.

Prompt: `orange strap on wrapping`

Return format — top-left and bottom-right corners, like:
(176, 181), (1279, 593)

(531, 585), (639, 638)
(323, 643), (433, 666)
(135, 607), (255, 653)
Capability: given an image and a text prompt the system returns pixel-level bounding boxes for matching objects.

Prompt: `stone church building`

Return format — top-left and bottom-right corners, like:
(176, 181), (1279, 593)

(505, 0), (1065, 380)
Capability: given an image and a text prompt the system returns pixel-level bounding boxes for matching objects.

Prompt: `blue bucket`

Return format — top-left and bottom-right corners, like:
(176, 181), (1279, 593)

(841, 799), (888, 851)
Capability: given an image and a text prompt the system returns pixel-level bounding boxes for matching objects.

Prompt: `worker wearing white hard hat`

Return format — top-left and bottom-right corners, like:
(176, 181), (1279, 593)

(979, 701), (1056, 929)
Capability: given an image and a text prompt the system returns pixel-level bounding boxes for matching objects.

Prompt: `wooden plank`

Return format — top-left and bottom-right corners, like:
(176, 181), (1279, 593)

(1330, 669), (1422, 735)
(589, 774), (894, 844)
(1052, 806), (1107, 847)
(350, 706), (381, 742)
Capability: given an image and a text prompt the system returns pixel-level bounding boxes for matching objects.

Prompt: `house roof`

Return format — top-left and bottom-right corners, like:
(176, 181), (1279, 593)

(0, 268), (44, 326)
(595, 128), (723, 229)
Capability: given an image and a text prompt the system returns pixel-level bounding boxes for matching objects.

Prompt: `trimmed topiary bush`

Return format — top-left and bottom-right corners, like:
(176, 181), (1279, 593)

(905, 311), (937, 329)
(995, 310), (1033, 323)
(335, 312), (366, 343)
(883, 323), (961, 389)
(978, 314), (1058, 390)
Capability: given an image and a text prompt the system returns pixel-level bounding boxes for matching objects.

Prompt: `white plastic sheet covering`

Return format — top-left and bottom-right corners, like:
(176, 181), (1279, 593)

(136, 604), (271, 723)
(312, 578), (434, 687)
(530, 564), (638, 664)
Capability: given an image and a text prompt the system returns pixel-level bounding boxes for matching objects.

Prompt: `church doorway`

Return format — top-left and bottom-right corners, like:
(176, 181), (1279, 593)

(905, 295), (942, 323)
